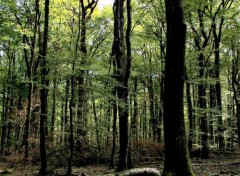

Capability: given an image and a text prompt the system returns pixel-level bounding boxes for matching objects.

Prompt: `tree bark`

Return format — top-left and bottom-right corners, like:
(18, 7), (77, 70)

(212, 18), (225, 149)
(186, 77), (194, 150)
(113, 0), (132, 171)
(232, 50), (240, 147)
(162, 0), (194, 175)
(51, 70), (58, 138)
(110, 88), (117, 167)
(39, 0), (49, 174)
(67, 72), (76, 175)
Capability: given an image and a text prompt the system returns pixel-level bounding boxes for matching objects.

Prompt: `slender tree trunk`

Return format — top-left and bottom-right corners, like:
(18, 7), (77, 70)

(6, 97), (14, 153)
(110, 88), (117, 167)
(106, 100), (112, 153)
(64, 79), (70, 144)
(212, 19), (225, 149)
(77, 0), (98, 148)
(39, 0), (49, 174)
(142, 87), (148, 140)
(67, 74), (75, 175)
(162, 0), (194, 175)
(198, 53), (209, 159)
(186, 78), (193, 150)
(60, 97), (64, 144)
(148, 75), (156, 141)
(91, 86), (101, 152)
(209, 81), (216, 145)
(23, 82), (33, 159)
(0, 79), (7, 155)
(232, 54), (240, 147)
(132, 77), (139, 162)
(51, 71), (57, 138)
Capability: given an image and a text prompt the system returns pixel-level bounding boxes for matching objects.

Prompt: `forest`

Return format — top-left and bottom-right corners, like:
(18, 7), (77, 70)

(0, 0), (240, 175)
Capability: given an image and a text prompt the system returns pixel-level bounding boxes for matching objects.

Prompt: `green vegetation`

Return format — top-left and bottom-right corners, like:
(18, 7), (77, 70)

(0, 0), (239, 175)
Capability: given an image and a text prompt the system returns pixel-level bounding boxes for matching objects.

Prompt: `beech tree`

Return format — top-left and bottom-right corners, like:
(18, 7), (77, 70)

(112, 0), (132, 171)
(0, 0), (240, 175)
(162, 0), (195, 175)
(39, 0), (50, 174)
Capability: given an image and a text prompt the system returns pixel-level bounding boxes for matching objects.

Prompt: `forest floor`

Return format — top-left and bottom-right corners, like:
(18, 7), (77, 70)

(0, 158), (240, 176)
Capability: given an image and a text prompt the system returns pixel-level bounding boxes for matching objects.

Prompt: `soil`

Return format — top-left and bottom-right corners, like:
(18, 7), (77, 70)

(0, 158), (240, 176)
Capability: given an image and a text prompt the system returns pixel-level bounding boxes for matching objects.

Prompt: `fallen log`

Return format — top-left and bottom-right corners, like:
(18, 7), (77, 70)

(82, 168), (161, 176)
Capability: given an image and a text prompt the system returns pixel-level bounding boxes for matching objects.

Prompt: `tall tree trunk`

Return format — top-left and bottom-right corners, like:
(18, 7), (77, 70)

(212, 18), (225, 149)
(39, 0), (49, 174)
(23, 82), (33, 159)
(232, 50), (240, 147)
(64, 79), (70, 144)
(162, 0), (194, 175)
(113, 0), (132, 171)
(198, 53), (209, 159)
(132, 77), (139, 162)
(60, 96), (64, 144)
(148, 72), (156, 141)
(110, 88), (117, 168)
(189, 8), (211, 158)
(209, 79), (216, 145)
(19, 0), (40, 159)
(0, 78), (7, 155)
(67, 73), (76, 175)
(77, 0), (97, 149)
(1, 56), (12, 155)
(142, 87), (148, 140)
(51, 71), (57, 138)
(186, 77), (193, 150)
(90, 83), (101, 152)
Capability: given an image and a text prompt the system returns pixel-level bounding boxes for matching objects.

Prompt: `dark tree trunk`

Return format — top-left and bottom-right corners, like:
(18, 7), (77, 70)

(113, 0), (132, 171)
(1, 56), (12, 155)
(23, 83), (33, 159)
(198, 53), (209, 159)
(20, 0), (40, 160)
(39, 0), (49, 174)
(106, 100), (112, 153)
(110, 88), (117, 168)
(162, 0), (194, 175)
(212, 18), (225, 149)
(232, 51), (240, 147)
(189, 8), (211, 158)
(77, 0), (97, 148)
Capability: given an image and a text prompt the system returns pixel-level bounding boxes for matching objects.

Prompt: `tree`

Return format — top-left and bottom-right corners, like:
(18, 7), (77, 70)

(112, 0), (132, 171)
(162, 0), (195, 175)
(39, 0), (50, 174)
